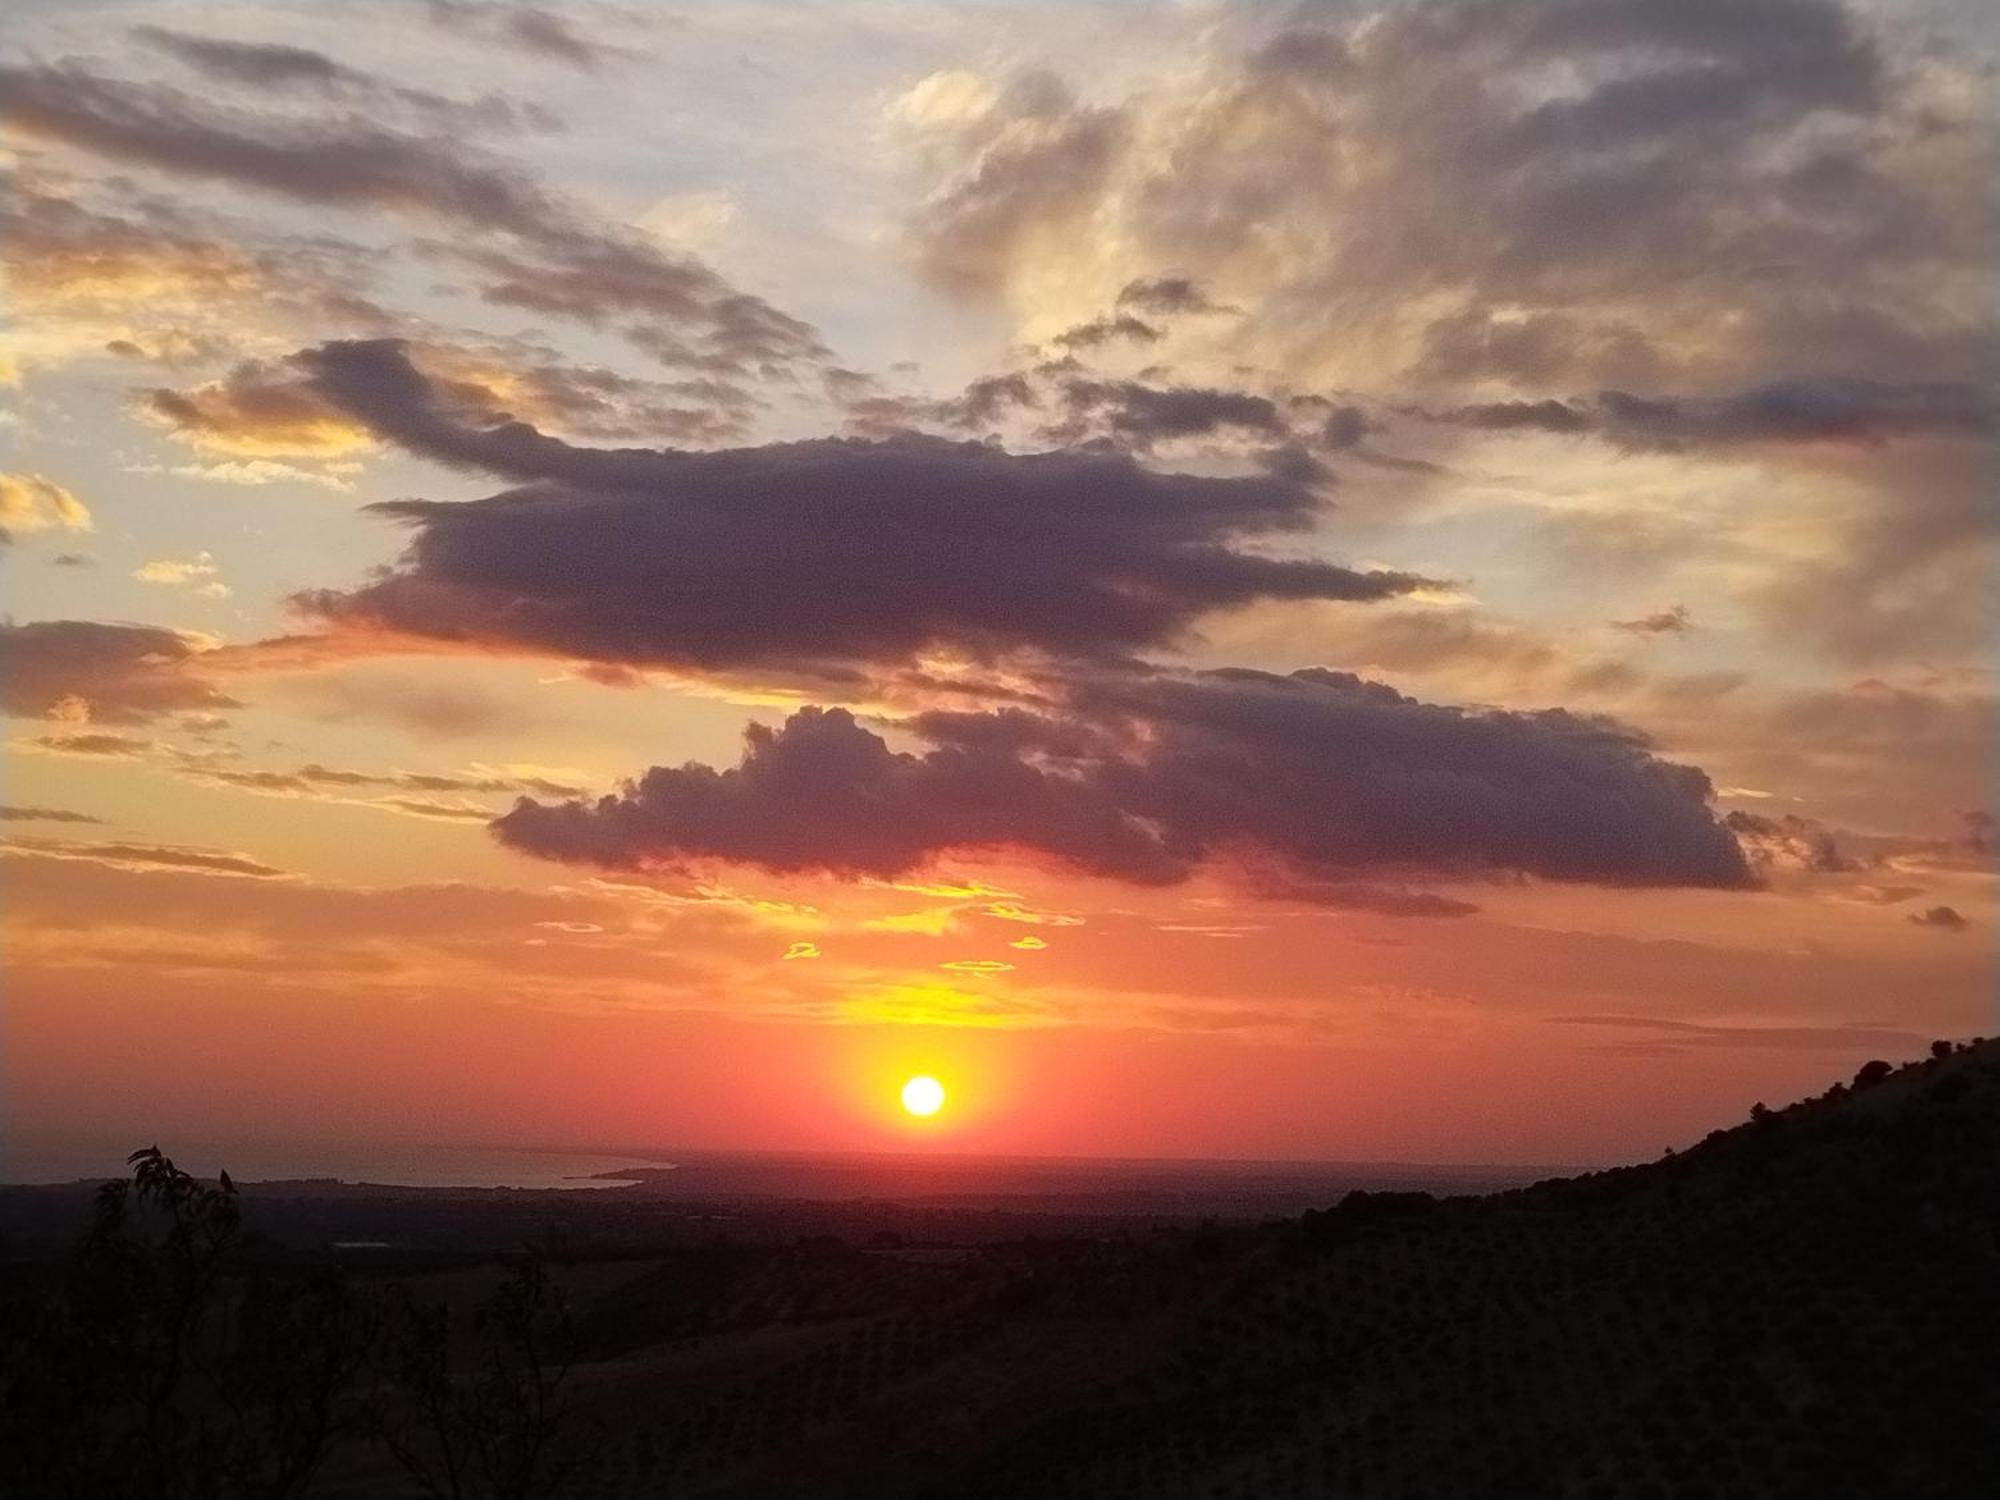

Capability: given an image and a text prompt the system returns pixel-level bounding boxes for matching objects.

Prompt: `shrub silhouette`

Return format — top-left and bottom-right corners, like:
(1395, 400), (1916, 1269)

(370, 1257), (598, 1500)
(0, 1148), (597, 1500)
(0, 1147), (369, 1498)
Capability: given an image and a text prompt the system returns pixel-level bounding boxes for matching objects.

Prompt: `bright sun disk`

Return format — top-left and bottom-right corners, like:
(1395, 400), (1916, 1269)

(901, 1075), (946, 1117)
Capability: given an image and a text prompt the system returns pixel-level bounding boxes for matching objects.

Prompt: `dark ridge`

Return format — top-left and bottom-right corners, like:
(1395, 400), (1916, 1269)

(1, 1041), (1993, 1496)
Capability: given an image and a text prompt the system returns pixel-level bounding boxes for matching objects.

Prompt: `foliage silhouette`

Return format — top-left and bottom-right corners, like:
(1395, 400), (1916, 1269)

(0, 1147), (370, 1498)
(370, 1257), (599, 1500)
(0, 1148), (597, 1499)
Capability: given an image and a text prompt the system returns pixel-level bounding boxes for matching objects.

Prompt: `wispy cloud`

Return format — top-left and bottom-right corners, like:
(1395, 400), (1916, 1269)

(1, 836), (288, 879)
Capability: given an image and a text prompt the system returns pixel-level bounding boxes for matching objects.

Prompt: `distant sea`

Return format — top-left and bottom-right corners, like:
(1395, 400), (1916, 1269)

(1, 1139), (1559, 1208)
(0, 1139), (658, 1190)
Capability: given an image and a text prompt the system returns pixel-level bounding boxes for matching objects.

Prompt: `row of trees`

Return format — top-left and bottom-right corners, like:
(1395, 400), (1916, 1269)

(0, 1149), (598, 1499)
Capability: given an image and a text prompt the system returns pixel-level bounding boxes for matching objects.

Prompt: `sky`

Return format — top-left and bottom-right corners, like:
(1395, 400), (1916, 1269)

(1, 0), (1994, 1171)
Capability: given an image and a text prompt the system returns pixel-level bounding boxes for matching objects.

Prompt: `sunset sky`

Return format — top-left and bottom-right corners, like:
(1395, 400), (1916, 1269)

(2, 0), (1993, 1171)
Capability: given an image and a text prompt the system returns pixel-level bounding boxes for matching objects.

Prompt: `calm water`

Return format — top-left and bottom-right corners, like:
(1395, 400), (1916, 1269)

(0, 1137), (660, 1189)
(1, 1138), (1553, 1208)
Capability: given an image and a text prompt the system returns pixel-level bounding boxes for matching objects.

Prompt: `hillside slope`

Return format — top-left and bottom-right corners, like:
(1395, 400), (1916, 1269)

(554, 1041), (1999, 1498)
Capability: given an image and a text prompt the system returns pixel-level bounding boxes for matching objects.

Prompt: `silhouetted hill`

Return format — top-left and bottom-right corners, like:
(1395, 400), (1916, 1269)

(534, 1040), (1999, 1497)
(5, 1043), (1995, 1497)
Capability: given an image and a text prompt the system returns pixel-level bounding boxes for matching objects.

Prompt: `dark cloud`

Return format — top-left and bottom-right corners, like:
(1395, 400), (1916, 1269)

(1602, 380), (1995, 448)
(0, 621), (240, 724)
(423, 2), (628, 71)
(132, 27), (351, 88)
(1546, 1015), (1929, 1054)
(1054, 379), (1285, 445)
(1114, 277), (1231, 319)
(1724, 810), (1854, 874)
(494, 666), (1752, 895)
(1433, 380), (1995, 449)
(0, 62), (818, 376)
(210, 765), (511, 795)
(1301, 401), (1446, 475)
(144, 361), (370, 457)
(1436, 398), (1595, 434)
(1908, 904), (1968, 931)
(289, 339), (1426, 677)
(1347, 447), (1447, 477)
(1237, 871), (1480, 919)
(451, 357), (758, 446)
(18, 732), (156, 759)
(1051, 314), (1161, 351)
(820, 367), (880, 404)
(0, 805), (103, 824)
(146, 342), (752, 459)
(187, 760), (578, 807)
(1613, 605), (1694, 636)
(0, 836), (287, 879)
(893, 363), (1439, 472)
(170, 756), (543, 824)
(1031, 274), (1234, 360)
(0, 63), (561, 231)
(369, 796), (501, 823)
(440, 242), (821, 375)
(938, 373), (1041, 430)
(1315, 405), (1373, 451)
(132, 25), (560, 134)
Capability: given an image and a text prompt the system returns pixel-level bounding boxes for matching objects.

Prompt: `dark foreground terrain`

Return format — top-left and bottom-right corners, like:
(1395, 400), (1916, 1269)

(4, 1041), (1996, 1497)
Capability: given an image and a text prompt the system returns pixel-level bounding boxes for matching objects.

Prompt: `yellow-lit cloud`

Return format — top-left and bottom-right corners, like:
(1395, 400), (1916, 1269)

(0, 472), (92, 536)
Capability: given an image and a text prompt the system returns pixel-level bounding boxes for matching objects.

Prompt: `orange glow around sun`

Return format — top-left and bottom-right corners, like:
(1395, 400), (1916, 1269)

(901, 1075), (946, 1117)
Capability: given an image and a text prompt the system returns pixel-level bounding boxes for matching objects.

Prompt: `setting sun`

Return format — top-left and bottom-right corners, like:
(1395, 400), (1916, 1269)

(900, 1075), (946, 1118)
(0, 0), (1992, 1492)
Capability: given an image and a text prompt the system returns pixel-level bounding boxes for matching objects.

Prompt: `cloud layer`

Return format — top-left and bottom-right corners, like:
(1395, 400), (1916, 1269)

(0, 621), (238, 724)
(1430, 379), (1995, 449)
(289, 339), (1423, 677)
(0, 59), (820, 377)
(901, 0), (1991, 392)
(495, 666), (1752, 895)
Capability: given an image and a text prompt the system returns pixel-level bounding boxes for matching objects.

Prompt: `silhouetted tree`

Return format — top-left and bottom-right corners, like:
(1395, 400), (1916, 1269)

(371, 1256), (600, 1500)
(1, 1149), (607, 1499)
(1854, 1060), (1895, 1089)
(0, 1148), (370, 1499)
